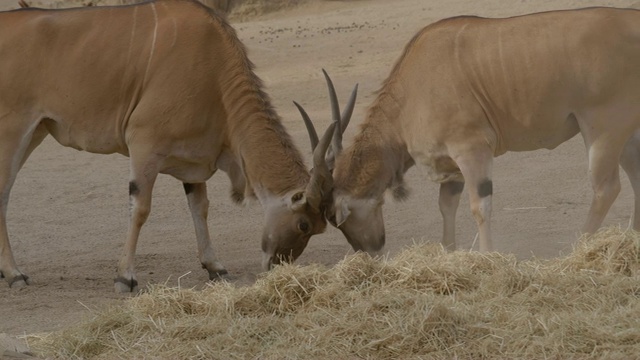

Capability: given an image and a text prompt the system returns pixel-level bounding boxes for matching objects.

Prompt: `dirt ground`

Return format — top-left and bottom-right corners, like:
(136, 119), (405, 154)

(2, 0), (640, 337)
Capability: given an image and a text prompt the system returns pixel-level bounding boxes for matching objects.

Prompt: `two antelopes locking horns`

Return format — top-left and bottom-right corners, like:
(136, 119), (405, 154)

(2, 1), (639, 291)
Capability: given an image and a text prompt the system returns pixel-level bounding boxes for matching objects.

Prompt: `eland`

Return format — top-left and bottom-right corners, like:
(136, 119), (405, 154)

(0, 0), (336, 292)
(298, 7), (640, 255)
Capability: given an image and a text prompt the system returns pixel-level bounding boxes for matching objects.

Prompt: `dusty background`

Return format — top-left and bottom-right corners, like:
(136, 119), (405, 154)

(1, 0), (640, 337)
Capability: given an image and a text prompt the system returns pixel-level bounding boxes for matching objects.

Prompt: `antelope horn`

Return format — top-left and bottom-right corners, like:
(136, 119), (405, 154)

(322, 69), (343, 157)
(340, 83), (358, 134)
(305, 122), (336, 212)
(293, 101), (319, 152)
(296, 70), (358, 173)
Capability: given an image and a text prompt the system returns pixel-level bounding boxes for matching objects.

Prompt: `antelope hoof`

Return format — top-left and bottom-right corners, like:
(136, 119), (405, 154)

(8, 274), (30, 288)
(114, 276), (139, 293)
(202, 262), (230, 281)
(209, 269), (229, 281)
(204, 266), (230, 281)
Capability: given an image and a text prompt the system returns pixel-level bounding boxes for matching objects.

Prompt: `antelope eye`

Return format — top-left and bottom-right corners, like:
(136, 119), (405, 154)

(298, 221), (310, 234)
(291, 192), (304, 202)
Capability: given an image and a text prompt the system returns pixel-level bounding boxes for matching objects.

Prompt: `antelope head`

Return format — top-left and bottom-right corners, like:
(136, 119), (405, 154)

(261, 121), (337, 270)
(295, 70), (387, 255)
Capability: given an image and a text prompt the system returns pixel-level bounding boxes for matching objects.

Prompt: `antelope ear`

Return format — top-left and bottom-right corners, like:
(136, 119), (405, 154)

(334, 197), (351, 227)
(288, 191), (306, 211)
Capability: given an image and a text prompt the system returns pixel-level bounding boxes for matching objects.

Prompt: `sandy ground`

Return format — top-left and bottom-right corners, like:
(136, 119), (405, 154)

(2, 0), (640, 338)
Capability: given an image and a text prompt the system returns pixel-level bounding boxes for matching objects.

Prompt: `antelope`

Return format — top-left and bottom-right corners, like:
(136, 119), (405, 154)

(299, 7), (640, 255)
(0, 0), (336, 292)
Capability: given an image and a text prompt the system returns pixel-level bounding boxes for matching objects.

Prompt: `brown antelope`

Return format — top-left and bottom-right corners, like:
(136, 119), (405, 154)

(0, 0), (337, 292)
(299, 7), (640, 255)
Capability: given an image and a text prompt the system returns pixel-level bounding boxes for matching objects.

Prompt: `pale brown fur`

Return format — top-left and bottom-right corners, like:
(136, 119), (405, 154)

(333, 28), (437, 200)
(333, 111), (410, 200)
(329, 7), (640, 254)
(208, 5), (309, 197)
(0, 0), (332, 292)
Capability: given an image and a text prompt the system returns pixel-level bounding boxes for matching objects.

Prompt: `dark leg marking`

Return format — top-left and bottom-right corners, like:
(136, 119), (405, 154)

(183, 183), (195, 195)
(114, 276), (138, 292)
(448, 181), (465, 196)
(478, 179), (493, 198)
(129, 181), (140, 196)
(230, 190), (244, 204)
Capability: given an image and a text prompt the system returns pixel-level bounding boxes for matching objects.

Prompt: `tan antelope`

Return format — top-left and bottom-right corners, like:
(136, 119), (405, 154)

(299, 7), (640, 255)
(0, 0), (337, 292)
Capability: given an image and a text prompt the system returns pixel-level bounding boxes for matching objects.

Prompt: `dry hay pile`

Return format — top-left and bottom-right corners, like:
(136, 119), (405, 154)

(26, 227), (640, 359)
